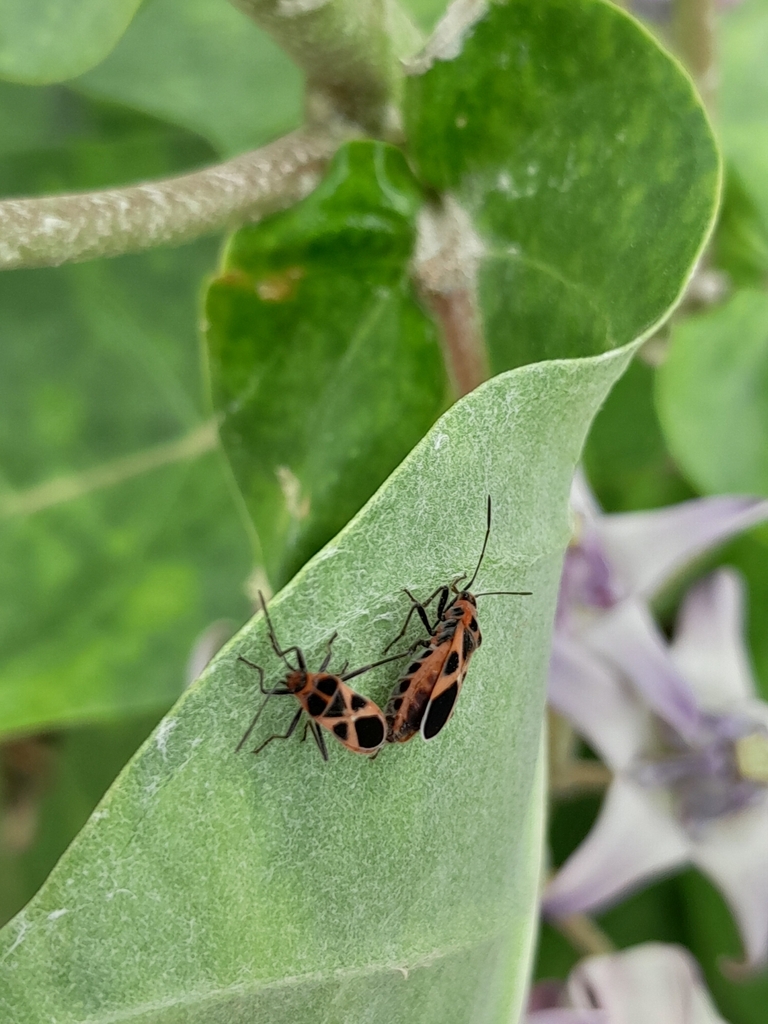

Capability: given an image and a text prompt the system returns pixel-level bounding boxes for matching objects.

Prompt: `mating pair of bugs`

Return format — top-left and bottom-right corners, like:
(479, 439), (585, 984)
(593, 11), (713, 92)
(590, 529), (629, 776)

(235, 498), (530, 761)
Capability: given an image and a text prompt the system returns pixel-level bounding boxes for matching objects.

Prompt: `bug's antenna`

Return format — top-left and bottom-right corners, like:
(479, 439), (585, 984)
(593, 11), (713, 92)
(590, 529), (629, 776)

(475, 590), (532, 597)
(259, 591), (305, 671)
(465, 495), (492, 592)
(341, 648), (411, 682)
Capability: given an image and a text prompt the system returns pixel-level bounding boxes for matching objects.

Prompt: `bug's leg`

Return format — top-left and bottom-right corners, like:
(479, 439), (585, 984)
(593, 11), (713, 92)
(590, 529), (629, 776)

(300, 720), (311, 743)
(338, 659), (349, 676)
(309, 720), (329, 761)
(319, 632), (338, 672)
(435, 585), (453, 621)
(383, 585), (442, 653)
(258, 591), (307, 671)
(250, 707), (303, 757)
(407, 637), (432, 655)
(235, 680), (291, 752)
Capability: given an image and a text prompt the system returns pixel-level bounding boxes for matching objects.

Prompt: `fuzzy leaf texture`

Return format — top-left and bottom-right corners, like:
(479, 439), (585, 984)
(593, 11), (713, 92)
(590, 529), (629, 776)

(0, 351), (643, 1023)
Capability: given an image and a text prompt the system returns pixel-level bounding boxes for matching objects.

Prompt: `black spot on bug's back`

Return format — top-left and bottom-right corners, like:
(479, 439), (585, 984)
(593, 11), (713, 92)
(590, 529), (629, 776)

(462, 629), (476, 660)
(350, 693), (367, 711)
(392, 697), (403, 710)
(470, 616), (478, 632)
(316, 675), (338, 696)
(451, 606), (463, 618)
(306, 693), (326, 717)
(476, 632), (483, 646)
(355, 716), (385, 750)
(333, 722), (349, 740)
(444, 650), (460, 676)
(398, 678), (412, 693)
(422, 681), (459, 740)
(408, 662), (422, 674)
(420, 648), (433, 659)
(323, 690), (346, 718)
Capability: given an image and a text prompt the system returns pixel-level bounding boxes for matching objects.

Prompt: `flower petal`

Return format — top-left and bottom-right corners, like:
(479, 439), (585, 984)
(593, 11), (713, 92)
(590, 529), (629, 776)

(527, 1011), (608, 1024)
(671, 569), (757, 705)
(568, 943), (730, 1024)
(585, 599), (702, 740)
(543, 778), (690, 918)
(691, 798), (768, 967)
(549, 634), (651, 771)
(598, 496), (768, 600)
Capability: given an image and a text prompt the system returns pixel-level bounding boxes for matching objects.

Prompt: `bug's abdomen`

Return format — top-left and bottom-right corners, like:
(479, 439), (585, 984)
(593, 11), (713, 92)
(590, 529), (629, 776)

(300, 674), (387, 754)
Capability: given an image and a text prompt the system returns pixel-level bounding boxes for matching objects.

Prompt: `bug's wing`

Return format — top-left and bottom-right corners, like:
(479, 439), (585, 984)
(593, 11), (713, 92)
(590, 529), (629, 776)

(319, 682), (387, 755)
(420, 629), (469, 741)
(385, 647), (445, 743)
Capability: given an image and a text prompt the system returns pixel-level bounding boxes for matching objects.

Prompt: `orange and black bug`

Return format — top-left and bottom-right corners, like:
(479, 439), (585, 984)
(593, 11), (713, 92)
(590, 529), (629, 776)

(384, 496), (531, 744)
(236, 592), (407, 760)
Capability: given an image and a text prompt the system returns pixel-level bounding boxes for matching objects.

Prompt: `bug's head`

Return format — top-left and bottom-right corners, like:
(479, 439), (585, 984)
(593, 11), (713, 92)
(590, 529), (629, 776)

(285, 669), (307, 693)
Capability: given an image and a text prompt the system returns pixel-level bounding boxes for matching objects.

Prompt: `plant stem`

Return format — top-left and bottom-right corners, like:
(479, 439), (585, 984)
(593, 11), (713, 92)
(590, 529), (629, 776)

(230, 0), (421, 134)
(0, 128), (349, 271)
(556, 913), (616, 957)
(413, 197), (490, 395)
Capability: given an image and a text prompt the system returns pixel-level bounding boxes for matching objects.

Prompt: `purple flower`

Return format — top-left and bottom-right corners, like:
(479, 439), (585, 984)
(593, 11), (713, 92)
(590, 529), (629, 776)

(545, 568), (768, 968)
(527, 943), (730, 1024)
(556, 471), (768, 736)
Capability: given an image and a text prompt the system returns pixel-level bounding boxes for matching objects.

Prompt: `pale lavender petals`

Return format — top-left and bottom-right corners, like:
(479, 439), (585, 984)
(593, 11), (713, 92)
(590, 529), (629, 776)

(671, 570), (757, 705)
(691, 802), (768, 967)
(598, 496), (768, 601)
(568, 944), (731, 1024)
(543, 779), (689, 918)
(549, 634), (650, 771)
(585, 599), (701, 739)
(527, 1011), (608, 1024)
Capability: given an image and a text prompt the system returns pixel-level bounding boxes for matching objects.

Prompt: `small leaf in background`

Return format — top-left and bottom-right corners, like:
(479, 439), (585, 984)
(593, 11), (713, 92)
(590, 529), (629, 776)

(0, 90), (252, 739)
(656, 289), (768, 497)
(584, 358), (695, 513)
(206, 141), (449, 589)
(75, 0), (303, 158)
(719, 0), (768, 225)
(0, 0), (141, 84)
(0, 342), (637, 1023)
(712, 166), (768, 288)
(405, 0), (720, 371)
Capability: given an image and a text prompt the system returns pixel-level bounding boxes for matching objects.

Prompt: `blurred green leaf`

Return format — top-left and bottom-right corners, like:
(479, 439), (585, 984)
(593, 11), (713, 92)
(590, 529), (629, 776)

(405, 0), (721, 371)
(712, 166), (768, 288)
(584, 358), (694, 512)
(0, 0), (141, 84)
(206, 141), (449, 589)
(0, 345), (640, 1023)
(75, 0), (303, 158)
(656, 289), (768, 496)
(681, 869), (768, 1024)
(719, 0), (768, 224)
(0, 93), (251, 738)
(0, 712), (162, 928)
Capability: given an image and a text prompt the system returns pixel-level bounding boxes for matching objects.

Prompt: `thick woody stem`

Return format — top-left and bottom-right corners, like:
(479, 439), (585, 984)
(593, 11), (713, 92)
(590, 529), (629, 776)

(0, 128), (349, 271)
(230, 0), (420, 135)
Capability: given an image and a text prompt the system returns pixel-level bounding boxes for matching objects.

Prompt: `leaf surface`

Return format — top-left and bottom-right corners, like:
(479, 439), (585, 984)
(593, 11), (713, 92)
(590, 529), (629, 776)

(404, 0), (721, 371)
(205, 141), (449, 589)
(0, 347), (636, 1023)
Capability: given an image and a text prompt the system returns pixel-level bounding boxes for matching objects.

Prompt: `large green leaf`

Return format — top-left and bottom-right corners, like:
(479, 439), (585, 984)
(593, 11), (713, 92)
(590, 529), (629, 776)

(0, 346), (636, 1023)
(656, 289), (768, 496)
(405, 0), (721, 371)
(0, 94), (251, 738)
(0, 0), (141, 84)
(205, 141), (449, 589)
(75, 0), (303, 157)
